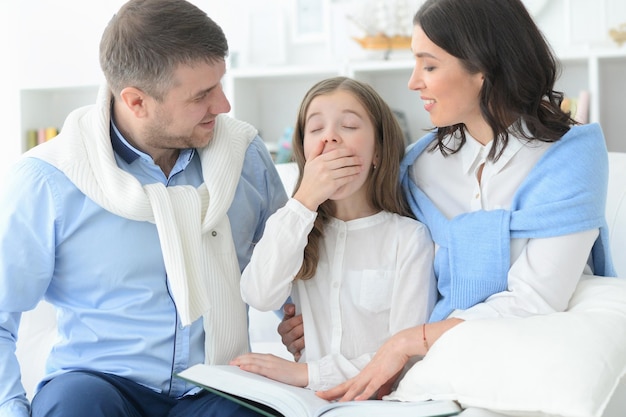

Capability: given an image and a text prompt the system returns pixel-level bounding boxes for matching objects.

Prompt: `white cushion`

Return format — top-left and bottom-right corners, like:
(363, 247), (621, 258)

(387, 277), (626, 417)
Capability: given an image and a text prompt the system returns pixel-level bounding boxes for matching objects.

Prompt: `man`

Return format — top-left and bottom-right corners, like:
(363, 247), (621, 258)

(0, 0), (287, 416)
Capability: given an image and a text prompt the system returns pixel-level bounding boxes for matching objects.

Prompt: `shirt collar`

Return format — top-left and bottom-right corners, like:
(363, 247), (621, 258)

(110, 120), (140, 164)
(459, 128), (525, 176)
(109, 119), (196, 167)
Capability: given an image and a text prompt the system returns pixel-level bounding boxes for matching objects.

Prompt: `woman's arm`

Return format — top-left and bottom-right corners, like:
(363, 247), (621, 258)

(316, 229), (600, 401)
(316, 318), (463, 401)
(452, 229), (599, 320)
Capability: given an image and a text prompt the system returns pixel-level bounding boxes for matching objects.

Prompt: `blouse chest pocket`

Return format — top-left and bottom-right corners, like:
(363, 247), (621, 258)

(346, 269), (394, 314)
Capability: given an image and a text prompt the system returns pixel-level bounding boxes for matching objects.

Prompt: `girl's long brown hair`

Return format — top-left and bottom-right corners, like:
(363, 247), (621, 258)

(291, 76), (413, 280)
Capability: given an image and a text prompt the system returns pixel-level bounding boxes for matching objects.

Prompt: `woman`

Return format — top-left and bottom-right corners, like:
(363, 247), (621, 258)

(280, 0), (615, 401)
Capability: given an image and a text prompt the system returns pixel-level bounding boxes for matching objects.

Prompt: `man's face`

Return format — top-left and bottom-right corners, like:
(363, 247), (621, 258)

(142, 59), (231, 151)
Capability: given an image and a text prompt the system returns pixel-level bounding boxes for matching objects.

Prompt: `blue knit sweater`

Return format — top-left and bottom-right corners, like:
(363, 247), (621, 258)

(400, 123), (616, 322)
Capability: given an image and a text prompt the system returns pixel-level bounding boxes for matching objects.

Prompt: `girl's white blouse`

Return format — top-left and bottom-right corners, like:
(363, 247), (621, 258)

(241, 198), (436, 390)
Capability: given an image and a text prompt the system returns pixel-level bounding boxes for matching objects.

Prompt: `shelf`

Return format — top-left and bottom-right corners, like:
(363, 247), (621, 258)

(19, 50), (626, 157)
(347, 62), (427, 143)
(225, 67), (340, 146)
(20, 85), (99, 152)
(598, 55), (626, 152)
(228, 65), (338, 79)
(225, 51), (626, 152)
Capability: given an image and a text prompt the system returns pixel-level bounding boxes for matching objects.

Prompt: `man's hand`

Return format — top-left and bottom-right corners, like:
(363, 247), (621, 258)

(278, 303), (304, 361)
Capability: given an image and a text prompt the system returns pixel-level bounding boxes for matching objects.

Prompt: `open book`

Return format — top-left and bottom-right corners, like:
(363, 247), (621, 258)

(177, 364), (461, 417)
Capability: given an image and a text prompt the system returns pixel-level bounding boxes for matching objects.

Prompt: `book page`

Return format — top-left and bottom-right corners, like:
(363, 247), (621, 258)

(178, 364), (460, 417)
(177, 364), (330, 417)
(315, 399), (462, 417)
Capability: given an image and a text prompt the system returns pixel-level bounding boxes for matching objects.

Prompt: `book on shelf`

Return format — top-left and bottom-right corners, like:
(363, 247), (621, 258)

(176, 364), (462, 417)
(26, 127), (59, 151)
(561, 90), (590, 124)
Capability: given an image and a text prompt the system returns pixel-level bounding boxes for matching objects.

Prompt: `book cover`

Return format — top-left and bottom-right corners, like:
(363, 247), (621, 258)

(176, 364), (461, 417)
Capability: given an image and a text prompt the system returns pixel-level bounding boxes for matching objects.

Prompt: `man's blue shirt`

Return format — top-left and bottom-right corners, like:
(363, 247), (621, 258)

(0, 125), (287, 412)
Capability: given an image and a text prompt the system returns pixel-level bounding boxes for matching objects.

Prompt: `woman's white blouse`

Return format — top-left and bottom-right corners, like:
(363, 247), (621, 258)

(410, 133), (599, 320)
(240, 198), (436, 390)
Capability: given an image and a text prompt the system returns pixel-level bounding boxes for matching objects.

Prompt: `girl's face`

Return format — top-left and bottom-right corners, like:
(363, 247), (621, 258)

(408, 25), (490, 143)
(303, 90), (376, 201)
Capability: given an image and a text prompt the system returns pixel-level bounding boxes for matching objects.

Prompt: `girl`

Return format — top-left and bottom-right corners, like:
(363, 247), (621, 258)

(231, 77), (436, 392)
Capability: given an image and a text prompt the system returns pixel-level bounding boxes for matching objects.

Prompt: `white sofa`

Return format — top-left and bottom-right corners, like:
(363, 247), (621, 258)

(15, 152), (626, 416)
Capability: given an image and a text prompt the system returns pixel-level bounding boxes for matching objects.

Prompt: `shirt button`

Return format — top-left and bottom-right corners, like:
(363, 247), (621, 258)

(475, 193), (480, 199)
(211, 231), (217, 237)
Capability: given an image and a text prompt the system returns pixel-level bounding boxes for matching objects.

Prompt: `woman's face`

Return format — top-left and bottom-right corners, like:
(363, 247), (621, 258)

(408, 25), (489, 142)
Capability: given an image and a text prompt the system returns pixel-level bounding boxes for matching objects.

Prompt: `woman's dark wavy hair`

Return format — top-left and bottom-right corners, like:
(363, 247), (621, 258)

(415, 0), (576, 160)
(291, 77), (413, 280)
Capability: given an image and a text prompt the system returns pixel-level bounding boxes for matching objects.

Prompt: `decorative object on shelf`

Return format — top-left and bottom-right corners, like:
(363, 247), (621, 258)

(609, 23), (626, 47)
(561, 90), (590, 124)
(352, 34), (411, 51)
(292, 0), (330, 43)
(25, 127), (58, 151)
(347, 0), (412, 59)
(275, 126), (294, 164)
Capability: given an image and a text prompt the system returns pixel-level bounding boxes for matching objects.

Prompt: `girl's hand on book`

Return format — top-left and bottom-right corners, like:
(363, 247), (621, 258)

(230, 353), (308, 387)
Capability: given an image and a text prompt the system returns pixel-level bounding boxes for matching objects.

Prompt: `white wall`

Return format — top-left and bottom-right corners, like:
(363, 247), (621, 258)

(0, 1), (21, 184)
(218, 0), (626, 68)
(11, 0), (626, 88)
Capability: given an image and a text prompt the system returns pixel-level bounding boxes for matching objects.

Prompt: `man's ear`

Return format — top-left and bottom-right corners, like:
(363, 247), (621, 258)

(119, 87), (149, 118)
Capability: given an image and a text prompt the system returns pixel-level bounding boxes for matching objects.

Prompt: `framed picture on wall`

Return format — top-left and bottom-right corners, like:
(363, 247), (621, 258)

(291, 0), (330, 43)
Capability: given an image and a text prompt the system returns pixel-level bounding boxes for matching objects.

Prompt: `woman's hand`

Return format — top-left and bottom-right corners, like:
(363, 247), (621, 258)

(316, 327), (417, 401)
(316, 319), (464, 402)
(230, 353), (308, 387)
(278, 303), (305, 361)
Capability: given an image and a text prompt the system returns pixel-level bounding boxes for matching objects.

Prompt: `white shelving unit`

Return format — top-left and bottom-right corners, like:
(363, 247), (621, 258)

(596, 52), (626, 151)
(222, 51), (626, 153)
(19, 85), (100, 150)
(224, 66), (339, 149)
(18, 50), (626, 156)
(12, 0), (626, 162)
(555, 48), (626, 152)
(347, 60), (427, 143)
